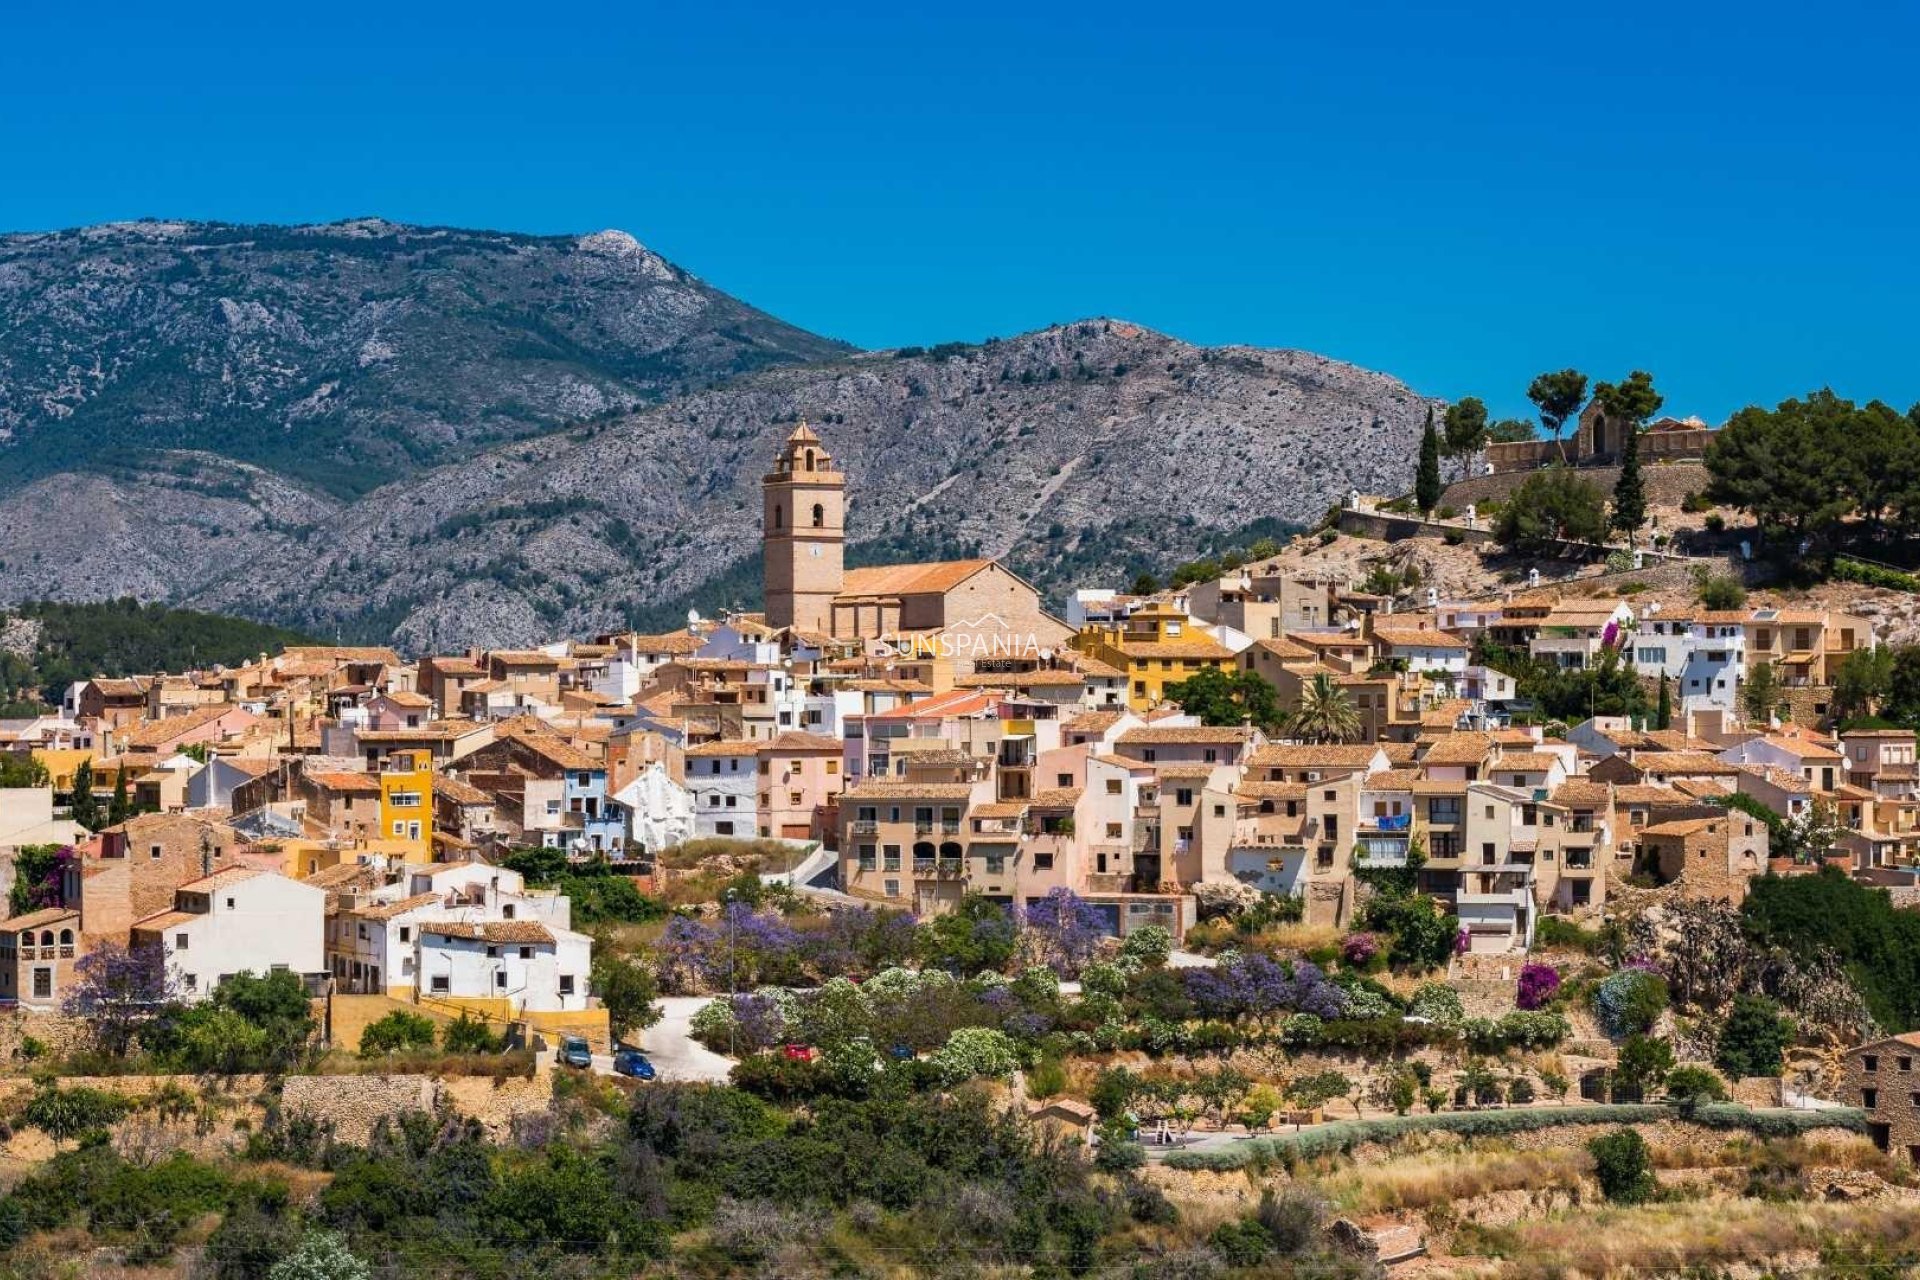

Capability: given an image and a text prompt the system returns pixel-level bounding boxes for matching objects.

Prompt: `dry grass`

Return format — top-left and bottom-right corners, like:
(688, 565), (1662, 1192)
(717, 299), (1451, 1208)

(1472, 1196), (1920, 1279)
(1320, 1148), (1588, 1215)
(1245, 922), (1345, 957)
(658, 837), (809, 871)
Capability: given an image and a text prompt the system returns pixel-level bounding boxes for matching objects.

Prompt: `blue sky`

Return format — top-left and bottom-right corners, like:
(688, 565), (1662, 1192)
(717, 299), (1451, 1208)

(3, 0), (1914, 422)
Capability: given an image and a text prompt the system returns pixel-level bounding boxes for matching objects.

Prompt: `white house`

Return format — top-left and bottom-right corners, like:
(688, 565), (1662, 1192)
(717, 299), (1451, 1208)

(1371, 625), (1472, 676)
(685, 741), (759, 838)
(329, 891), (442, 996)
(1718, 732), (1845, 792)
(611, 760), (695, 853)
(131, 867), (327, 1000)
(405, 862), (572, 928)
(415, 920), (592, 1013)
(186, 756), (278, 813)
(1630, 607), (1744, 715)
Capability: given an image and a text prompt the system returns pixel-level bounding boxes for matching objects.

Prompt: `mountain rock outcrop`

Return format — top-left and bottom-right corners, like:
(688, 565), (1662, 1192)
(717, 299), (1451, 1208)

(0, 222), (1436, 648)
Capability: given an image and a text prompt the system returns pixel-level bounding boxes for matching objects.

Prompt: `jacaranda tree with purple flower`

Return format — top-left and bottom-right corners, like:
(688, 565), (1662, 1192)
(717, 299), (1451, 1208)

(655, 904), (804, 993)
(63, 941), (176, 1057)
(1023, 888), (1107, 977)
(1182, 953), (1347, 1021)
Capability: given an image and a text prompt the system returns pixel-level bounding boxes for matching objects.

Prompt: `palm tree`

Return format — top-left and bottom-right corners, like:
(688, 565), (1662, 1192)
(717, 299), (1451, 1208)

(1286, 674), (1362, 743)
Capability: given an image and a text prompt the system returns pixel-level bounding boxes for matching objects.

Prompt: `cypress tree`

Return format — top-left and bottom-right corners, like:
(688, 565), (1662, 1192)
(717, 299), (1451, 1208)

(70, 760), (99, 830)
(108, 768), (131, 826)
(1611, 416), (1646, 537)
(1656, 674), (1672, 731)
(1415, 407), (1443, 515)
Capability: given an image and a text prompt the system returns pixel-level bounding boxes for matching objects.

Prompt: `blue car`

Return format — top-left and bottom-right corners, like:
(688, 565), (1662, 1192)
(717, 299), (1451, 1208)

(558, 1035), (594, 1069)
(613, 1049), (656, 1080)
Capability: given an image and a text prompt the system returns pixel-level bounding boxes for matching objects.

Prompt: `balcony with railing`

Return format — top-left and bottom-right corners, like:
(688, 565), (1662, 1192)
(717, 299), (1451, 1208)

(1233, 813), (1313, 849)
(914, 857), (967, 878)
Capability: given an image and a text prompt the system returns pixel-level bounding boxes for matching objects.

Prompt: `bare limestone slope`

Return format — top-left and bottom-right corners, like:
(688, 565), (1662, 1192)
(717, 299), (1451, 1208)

(174, 320), (1435, 648)
(0, 218), (1438, 648)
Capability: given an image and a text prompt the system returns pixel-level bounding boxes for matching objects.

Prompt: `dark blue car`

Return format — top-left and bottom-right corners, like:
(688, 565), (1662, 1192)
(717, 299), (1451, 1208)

(613, 1049), (656, 1080)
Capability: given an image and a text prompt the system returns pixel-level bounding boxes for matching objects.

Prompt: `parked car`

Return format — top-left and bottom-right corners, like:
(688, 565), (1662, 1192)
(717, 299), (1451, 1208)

(558, 1036), (594, 1069)
(612, 1049), (656, 1080)
(783, 1043), (817, 1062)
(887, 1043), (916, 1061)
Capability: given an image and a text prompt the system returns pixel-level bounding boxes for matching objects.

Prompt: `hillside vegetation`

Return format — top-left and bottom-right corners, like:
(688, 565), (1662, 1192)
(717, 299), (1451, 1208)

(0, 599), (313, 708)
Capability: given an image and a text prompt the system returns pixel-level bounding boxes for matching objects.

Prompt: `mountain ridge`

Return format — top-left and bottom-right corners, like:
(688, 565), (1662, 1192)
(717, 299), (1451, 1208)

(0, 220), (1437, 648)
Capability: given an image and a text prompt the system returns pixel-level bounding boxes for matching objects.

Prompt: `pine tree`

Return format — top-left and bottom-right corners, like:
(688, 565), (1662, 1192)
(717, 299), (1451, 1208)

(1656, 674), (1672, 731)
(1611, 413), (1646, 538)
(1415, 407), (1442, 515)
(70, 760), (99, 831)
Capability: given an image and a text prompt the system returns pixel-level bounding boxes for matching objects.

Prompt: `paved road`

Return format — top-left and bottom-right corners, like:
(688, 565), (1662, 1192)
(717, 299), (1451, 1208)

(639, 995), (735, 1082)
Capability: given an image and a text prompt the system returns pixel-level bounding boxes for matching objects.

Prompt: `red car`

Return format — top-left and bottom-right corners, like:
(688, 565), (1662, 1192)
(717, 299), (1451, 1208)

(782, 1043), (817, 1062)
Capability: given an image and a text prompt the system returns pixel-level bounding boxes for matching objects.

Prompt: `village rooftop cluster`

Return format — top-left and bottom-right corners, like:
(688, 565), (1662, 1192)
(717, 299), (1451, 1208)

(0, 427), (1914, 1106)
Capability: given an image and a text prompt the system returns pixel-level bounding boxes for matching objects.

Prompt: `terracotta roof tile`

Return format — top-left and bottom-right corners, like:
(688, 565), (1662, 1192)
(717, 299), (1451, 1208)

(838, 559), (994, 597)
(1117, 726), (1253, 746)
(421, 921), (556, 945)
(1247, 743), (1381, 769)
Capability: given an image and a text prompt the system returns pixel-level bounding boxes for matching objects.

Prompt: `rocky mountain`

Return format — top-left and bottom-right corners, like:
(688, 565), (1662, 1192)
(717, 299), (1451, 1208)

(0, 222), (1437, 649)
(0, 219), (850, 497)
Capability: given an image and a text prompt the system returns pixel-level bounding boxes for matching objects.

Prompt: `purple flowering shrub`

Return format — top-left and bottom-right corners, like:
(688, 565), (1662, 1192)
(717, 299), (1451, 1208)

(1516, 962), (1562, 1010)
(1182, 953), (1347, 1021)
(1341, 932), (1380, 967)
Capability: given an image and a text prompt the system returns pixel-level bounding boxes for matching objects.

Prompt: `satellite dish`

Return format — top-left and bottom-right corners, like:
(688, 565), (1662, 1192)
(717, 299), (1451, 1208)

(686, 609), (702, 631)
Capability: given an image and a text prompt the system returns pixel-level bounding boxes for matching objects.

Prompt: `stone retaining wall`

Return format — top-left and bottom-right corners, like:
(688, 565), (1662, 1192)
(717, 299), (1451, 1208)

(280, 1073), (437, 1146)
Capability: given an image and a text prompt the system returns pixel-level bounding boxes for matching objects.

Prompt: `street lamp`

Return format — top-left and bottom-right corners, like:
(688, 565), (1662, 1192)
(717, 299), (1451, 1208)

(724, 887), (737, 1058)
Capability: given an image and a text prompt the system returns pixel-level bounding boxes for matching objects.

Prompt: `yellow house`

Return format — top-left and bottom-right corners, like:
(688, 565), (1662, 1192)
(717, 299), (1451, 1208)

(377, 750), (435, 861)
(33, 749), (117, 797)
(1072, 602), (1234, 711)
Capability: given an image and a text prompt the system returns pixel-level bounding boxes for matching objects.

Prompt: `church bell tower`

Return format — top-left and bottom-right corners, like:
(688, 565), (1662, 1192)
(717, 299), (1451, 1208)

(762, 423), (845, 633)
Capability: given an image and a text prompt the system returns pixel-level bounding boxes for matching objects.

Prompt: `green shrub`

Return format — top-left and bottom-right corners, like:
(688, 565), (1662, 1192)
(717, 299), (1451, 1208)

(1533, 916), (1600, 952)
(1594, 968), (1669, 1038)
(1694, 569), (1748, 610)
(358, 1010), (439, 1056)
(1406, 981), (1464, 1029)
(441, 1013), (507, 1054)
(1833, 557), (1920, 593)
(1210, 1218), (1272, 1266)
(1589, 1127), (1654, 1203)
(1161, 1104), (1861, 1171)
(1704, 513), (1726, 532)
(1715, 994), (1794, 1079)
(21, 1084), (132, 1140)
(1664, 1065), (1728, 1105)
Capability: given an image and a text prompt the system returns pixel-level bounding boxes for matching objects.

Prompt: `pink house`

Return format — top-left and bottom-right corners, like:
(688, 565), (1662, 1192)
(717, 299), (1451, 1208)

(757, 731), (846, 841)
(366, 690), (433, 730)
(112, 704), (259, 760)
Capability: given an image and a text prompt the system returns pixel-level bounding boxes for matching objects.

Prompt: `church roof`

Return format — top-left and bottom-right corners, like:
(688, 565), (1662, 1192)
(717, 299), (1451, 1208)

(837, 559), (996, 599)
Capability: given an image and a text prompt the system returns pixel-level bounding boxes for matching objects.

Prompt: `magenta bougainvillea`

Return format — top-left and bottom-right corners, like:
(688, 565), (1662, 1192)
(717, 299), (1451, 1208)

(1516, 961), (1562, 1010)
(1341, 932), (1380, 967)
